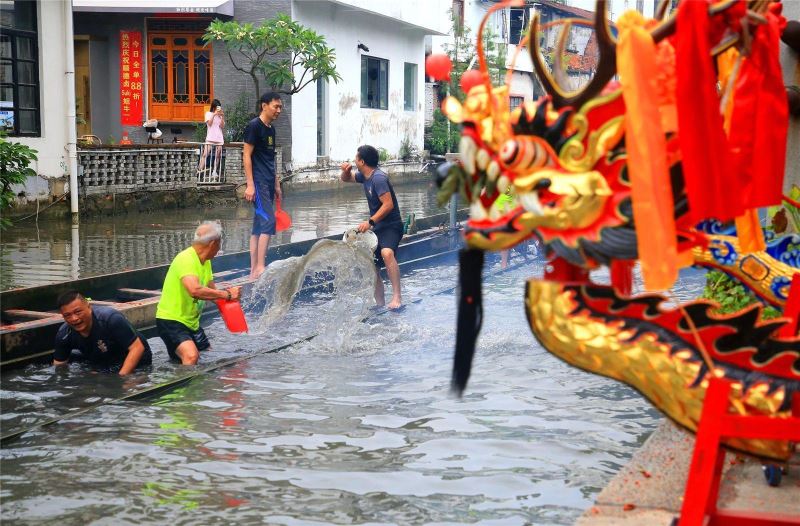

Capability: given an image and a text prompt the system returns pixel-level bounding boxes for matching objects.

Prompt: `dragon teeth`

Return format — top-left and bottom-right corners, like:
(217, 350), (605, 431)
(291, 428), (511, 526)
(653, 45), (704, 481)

(497, 175), (510, 193)
(488, 204), (501, 221)
(486, 160), (500, 181)
(476, 149), (490, 171)
(470, 200), (488, 221)
(459, 136), (476, 176)
(519, 192), (543, 216)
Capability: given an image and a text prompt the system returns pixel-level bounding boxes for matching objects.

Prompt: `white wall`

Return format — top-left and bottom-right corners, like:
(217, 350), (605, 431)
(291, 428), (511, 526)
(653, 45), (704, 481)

(13, 1), (73, 192)
(292, 0), (449, 168)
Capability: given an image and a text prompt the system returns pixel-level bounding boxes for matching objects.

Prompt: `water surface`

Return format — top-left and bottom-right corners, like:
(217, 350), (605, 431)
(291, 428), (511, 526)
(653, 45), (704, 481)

(1, 255), (708, 524)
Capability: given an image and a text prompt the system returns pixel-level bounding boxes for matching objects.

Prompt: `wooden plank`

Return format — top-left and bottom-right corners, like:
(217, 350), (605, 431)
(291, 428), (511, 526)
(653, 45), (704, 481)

(117, 288), (161, 300)
(3, 309), (60, 320)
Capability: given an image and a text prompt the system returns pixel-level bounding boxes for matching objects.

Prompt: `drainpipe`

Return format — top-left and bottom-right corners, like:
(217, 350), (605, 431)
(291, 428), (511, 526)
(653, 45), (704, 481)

(64, 0), (79, 224)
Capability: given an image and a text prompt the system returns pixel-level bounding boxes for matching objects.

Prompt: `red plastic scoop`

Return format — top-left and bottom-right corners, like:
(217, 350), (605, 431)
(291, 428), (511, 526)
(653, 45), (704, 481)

(275, 199), (292, 232)
(215, 299), (248, 333)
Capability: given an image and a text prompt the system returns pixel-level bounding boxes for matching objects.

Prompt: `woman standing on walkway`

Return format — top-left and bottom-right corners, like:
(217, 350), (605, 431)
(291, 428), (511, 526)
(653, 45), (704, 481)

(199, 99), (225, 180)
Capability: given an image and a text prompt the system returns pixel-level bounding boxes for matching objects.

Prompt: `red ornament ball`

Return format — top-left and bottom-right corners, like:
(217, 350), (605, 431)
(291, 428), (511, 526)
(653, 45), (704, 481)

(460, 69), (484, 94)
(425, 54), (452, 81)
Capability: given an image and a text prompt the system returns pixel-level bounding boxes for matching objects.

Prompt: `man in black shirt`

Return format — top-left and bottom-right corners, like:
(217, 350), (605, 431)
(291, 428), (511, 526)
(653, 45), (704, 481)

(340, 145), (404, 309)
(243, 91), (283, 279)
(53, 291), (152, 375)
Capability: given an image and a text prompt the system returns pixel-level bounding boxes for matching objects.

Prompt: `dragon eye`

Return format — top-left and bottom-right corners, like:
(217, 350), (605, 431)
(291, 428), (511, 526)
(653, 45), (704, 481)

(499, 137), (553, 173)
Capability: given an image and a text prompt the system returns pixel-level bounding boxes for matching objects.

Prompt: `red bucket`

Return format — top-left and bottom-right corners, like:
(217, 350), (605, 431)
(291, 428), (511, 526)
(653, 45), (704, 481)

(215, 299), (248, 333)
(275, 199), (292, 232)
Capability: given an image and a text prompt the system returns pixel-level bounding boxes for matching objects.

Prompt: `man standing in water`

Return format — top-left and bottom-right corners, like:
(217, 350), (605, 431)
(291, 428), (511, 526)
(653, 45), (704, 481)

(54, 291), (152, 375)
(243, 92), (283, 279)
(156, 221), (240, 365)
(340, 145), (403, 309)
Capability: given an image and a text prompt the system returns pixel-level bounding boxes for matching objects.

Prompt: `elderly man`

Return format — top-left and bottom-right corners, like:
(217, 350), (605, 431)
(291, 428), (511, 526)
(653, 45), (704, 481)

(54, 290), (152, 375)
(156, 221), (241, 365)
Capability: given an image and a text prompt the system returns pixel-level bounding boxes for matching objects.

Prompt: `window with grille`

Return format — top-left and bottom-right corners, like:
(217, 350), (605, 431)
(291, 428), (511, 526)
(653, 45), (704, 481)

(0, 0), (40, 136)
(509, 96), (524, 111)
(148, 29), (212, 122)
(361, 56), (388, 110)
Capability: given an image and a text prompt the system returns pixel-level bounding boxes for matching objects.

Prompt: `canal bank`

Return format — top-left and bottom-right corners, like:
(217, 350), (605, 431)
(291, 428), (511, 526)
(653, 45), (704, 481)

(5, 141), (426, 222)
(578, 419), (800, 525)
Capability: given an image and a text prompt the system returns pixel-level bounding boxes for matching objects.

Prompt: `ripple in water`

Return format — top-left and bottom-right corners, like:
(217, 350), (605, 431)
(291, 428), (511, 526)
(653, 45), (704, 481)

(0, 256), (688, 524)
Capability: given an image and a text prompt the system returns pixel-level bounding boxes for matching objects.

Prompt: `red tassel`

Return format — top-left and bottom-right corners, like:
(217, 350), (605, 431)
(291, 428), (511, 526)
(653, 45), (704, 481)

(610, 260), (634, 296)
(728, 5), (788, 209)
(675, 0), (739, 223)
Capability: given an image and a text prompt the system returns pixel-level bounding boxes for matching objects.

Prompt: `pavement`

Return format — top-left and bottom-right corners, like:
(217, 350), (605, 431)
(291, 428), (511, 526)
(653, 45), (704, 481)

(577, 420), (800, 525)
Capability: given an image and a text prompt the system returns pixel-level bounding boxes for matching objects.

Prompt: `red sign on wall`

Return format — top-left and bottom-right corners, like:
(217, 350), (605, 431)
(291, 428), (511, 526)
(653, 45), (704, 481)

(119, 30), (143, 126)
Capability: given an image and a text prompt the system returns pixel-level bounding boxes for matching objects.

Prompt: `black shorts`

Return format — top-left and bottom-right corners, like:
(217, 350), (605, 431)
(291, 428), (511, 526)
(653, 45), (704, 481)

(156, 318), (210, 362)
(375, 224), (403, 254)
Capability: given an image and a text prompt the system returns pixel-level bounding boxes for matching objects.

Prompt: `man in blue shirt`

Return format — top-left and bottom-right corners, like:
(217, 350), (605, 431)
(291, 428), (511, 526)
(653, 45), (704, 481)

(53, 291), (152, 375)
(340, 145), (404, 309)
(243, 91), (283, 279)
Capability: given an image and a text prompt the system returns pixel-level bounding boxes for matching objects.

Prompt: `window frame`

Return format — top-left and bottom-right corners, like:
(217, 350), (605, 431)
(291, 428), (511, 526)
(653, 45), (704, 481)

(0, 1), (41, 137)
(403, 62), (417, 112)
(509, 95), (524, 111)
(360, 55), (389, 110)
(147, 30), (213, 122)
(509, 7), (529, 46)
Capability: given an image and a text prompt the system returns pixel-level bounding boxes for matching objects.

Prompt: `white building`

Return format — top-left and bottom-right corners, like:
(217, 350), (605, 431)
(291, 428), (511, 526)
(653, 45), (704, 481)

(2, 0), (76, 199)
(291, 0), (450, 168)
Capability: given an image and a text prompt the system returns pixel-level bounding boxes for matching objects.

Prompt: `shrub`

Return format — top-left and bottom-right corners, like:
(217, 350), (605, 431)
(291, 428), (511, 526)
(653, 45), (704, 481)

(224, 93), (255, 143)
(399, 135), (419, 161)
(425, 109), (460, 155)
(702, 270), (780, 319)
(0, 132), (37, 229)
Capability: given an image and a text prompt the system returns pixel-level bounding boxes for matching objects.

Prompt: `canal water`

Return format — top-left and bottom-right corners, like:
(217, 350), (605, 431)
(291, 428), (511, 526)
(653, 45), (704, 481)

(0, 248), (709, 524)
(1, 175), (443, 290)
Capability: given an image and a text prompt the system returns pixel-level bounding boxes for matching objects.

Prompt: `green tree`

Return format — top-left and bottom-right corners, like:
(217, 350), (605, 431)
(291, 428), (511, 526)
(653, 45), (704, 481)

(442, 9), (507, 102)
(0, 132), (37, 229)
(204, 14), (342, 110)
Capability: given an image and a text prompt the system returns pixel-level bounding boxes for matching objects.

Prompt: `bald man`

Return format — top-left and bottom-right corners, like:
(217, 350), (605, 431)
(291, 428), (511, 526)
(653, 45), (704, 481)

(156, 221), (241, 365)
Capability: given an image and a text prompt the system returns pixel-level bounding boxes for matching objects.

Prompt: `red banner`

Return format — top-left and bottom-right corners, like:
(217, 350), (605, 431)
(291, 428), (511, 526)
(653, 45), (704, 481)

(119, 30), (143, 126)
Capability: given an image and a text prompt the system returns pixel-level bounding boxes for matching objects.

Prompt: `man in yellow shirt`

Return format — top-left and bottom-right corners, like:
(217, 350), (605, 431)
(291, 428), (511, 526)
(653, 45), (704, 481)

(156, 221), (240, 365)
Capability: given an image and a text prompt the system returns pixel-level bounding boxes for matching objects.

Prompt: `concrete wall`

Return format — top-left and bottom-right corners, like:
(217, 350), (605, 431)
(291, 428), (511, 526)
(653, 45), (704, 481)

(291, 0), (449, 169)
(13, 1), (71, 186)
(73, 13), (150, 143)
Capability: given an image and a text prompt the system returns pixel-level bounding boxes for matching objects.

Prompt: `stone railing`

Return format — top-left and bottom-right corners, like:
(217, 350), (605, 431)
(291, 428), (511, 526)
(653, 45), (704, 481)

(76, 143), (254, 195)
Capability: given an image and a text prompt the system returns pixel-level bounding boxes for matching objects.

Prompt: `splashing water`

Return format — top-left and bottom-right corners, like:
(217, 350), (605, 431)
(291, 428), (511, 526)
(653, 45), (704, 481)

(242, 231), (379, 340)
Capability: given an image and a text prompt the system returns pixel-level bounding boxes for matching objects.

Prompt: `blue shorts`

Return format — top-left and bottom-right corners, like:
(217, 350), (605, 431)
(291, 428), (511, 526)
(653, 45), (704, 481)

(252, 180), (276, 236)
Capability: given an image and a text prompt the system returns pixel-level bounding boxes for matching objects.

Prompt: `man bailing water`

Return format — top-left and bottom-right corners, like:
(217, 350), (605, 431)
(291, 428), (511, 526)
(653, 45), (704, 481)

(340, 145), (403, 310)
(155, 221), (241, 365)
(53, 290), (152, 375)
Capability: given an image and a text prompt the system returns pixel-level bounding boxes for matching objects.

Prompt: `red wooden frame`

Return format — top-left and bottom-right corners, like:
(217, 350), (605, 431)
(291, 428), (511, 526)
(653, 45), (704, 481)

(677, 378), (800, 526)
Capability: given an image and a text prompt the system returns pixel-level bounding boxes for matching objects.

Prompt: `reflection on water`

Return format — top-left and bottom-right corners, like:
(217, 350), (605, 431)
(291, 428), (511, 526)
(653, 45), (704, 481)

(1, 175), (442, 290)
(0, 258), (703, 524)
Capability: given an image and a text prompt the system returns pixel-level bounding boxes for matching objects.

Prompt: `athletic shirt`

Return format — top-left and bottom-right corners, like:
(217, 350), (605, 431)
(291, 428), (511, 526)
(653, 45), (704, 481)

(243, 117), (276, 185)
(355, 168), (403, 229)
(205, 111), (224, 144)
(156, 247), (214, 330)
(53, 306), (152, 368)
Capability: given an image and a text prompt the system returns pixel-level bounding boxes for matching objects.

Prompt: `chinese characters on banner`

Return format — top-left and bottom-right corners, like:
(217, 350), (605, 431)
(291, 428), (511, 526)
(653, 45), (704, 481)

(119, 31), (143, 126)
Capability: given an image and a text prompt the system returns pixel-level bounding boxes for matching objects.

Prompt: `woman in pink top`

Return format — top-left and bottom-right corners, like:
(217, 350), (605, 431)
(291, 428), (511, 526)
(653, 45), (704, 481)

(199, 99), (225, 179)
(205, 99), (225, 144)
